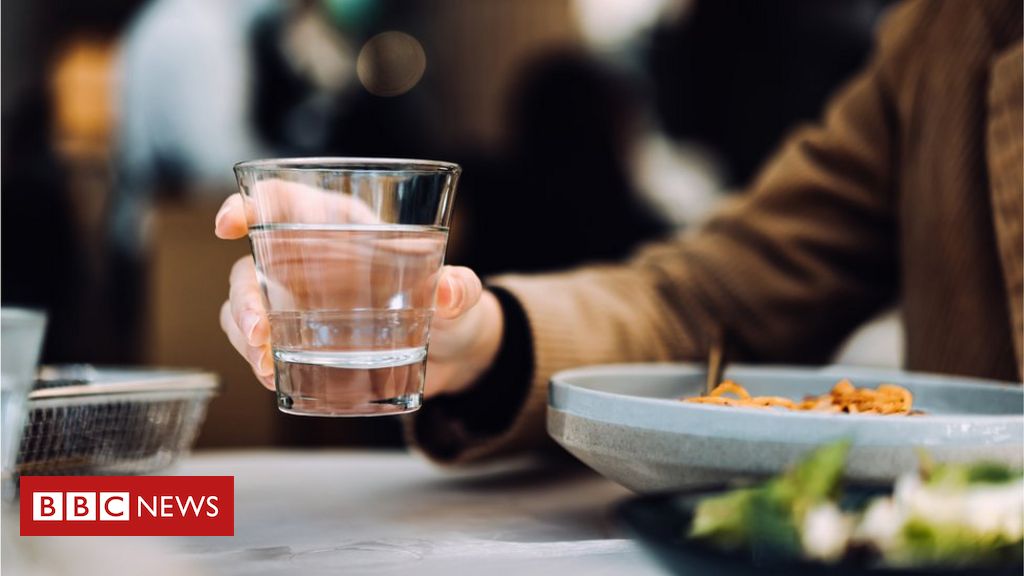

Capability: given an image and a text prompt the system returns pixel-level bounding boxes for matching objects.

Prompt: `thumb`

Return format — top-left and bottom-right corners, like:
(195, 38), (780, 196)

(434, 266), (483, 320)
(214, 194), (250, 239)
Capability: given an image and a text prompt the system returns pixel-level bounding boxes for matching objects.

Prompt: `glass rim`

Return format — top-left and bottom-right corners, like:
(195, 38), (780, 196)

(233, 157), (461, 174)
(1, 307), (47, 327)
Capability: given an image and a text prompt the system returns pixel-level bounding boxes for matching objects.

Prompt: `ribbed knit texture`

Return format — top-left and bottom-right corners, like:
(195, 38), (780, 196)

(987, 44), (1023, 369)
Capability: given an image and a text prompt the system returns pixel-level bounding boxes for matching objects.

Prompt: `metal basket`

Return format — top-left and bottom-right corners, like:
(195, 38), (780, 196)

(16, 366), (217, 479)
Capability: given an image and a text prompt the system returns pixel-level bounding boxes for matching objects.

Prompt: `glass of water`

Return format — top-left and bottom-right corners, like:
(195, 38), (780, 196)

(234, 158), (460, 416)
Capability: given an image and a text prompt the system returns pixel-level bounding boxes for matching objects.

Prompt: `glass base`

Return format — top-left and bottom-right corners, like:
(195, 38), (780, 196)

(274, 355), (425, 417)
(277, 396), (421, 417)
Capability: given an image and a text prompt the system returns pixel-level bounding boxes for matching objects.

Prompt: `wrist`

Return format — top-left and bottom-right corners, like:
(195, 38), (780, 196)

(446, 289), (504, 395)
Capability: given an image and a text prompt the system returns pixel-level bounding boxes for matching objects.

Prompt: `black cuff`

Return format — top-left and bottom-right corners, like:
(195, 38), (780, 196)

(444, 286), (534, 434)
(412, 286), (535, 458)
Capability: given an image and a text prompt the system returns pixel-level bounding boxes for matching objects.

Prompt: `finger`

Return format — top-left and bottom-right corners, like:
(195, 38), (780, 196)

(434, 266), (483, 320)
(220, 300), (269, 373)
(229, 257), (272, 347)
(254, 364), (274, 389)
(249, 179), (381, 225)
(214, 194), (249, 239)
(220, 300), (275, 390)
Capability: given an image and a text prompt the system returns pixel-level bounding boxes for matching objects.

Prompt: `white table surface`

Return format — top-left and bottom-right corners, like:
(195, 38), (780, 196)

(3, 450), (668, 576)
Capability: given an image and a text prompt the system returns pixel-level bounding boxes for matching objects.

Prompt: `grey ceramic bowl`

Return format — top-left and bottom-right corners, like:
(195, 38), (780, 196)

(547, 364), (1023, 493)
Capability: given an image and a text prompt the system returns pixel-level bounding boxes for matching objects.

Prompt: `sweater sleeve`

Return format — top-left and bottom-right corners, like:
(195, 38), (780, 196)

(408, 1), (928, 463)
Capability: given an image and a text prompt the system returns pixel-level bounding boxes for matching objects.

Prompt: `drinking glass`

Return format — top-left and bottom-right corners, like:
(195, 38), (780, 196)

(234, 158), (460, 416)
(2, 308), (46, 499)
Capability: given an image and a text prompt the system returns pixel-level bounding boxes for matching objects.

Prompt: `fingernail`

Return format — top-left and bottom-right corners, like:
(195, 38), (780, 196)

(214, 203), (232, 229)
(444, 275), (463, 310)
(242, 312), (261, 345)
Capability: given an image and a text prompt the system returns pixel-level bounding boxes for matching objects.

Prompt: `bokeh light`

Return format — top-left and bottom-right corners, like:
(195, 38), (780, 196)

(356, 31), (426, 97)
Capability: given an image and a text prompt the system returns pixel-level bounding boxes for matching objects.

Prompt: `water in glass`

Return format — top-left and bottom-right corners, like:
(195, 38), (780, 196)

(249, 223), (447, 415)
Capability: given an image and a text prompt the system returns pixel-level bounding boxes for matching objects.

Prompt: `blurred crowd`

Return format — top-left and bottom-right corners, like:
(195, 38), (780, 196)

(1, 0), (894, 445)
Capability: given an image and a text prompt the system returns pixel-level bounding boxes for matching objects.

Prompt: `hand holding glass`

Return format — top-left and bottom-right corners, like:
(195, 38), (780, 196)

(232, 159), (460, 416)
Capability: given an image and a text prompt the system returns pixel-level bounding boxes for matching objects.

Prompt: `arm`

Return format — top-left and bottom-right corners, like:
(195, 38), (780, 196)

(409, 2), (925, 463)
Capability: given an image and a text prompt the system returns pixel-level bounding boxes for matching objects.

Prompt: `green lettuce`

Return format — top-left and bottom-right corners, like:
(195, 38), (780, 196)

(893, 518), (1023, 567)
(925, 461), (1023, 489)
(689, 440), (850, 560)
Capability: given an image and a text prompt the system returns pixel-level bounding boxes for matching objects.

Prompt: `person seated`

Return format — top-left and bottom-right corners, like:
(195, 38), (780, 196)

(216, 0), (1022, 463)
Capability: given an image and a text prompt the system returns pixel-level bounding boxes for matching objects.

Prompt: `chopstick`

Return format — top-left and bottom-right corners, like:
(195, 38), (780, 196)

(705, 327), (729, 395)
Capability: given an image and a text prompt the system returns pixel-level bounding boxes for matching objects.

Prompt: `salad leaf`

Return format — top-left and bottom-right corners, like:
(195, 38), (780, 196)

(926, 461), (1023, 489)
(688, 488), (755, 549)
(895, 518), (1024, 567)
(688, 441), (850, 560)
(745, 489), (803, 561)
(776, 439), (850, 515)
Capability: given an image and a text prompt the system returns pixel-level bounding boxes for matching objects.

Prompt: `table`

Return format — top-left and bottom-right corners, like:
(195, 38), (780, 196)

(3, 450), (667, 575)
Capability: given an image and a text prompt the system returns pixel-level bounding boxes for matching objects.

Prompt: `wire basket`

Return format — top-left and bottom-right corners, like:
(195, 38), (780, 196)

(15, 366), (217, 480)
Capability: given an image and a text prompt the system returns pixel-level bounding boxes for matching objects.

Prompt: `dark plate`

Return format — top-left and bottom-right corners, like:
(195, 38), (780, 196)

(614, 487), (1022, 576)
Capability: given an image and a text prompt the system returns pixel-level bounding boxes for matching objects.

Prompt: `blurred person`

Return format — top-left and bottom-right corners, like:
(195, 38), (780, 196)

(454, 52), (672, 277)
(105, 0), (280, 368)
(1, 84), (82, 360)
(250, 1), (434, 159)
(114, 0), (278, 254)
(570, 0), (892, 225)
(115, 0), (432, 252)
(2, 1), (76, 354)
(114, 0), (422, 379)
(2, 0), (138, 362)
(217, 0), (1021, 463)
(647, 0), (896, 187)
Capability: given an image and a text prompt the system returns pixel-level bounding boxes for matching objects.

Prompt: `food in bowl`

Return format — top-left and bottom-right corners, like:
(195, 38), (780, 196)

(684, 379), (919, 415)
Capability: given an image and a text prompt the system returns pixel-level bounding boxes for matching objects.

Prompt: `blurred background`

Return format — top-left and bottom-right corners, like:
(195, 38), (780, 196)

(2, 0), (897, 448)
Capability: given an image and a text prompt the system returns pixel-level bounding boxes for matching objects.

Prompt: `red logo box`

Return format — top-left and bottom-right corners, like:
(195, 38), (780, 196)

(20, 476), (234, 536)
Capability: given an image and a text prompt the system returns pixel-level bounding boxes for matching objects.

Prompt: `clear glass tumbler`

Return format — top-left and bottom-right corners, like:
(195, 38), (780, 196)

(1, 308), (46, 499)
(234, 158), (460, 416)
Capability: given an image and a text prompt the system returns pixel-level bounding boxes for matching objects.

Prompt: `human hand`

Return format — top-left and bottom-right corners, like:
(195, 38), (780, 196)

(214, 182), (504, 398)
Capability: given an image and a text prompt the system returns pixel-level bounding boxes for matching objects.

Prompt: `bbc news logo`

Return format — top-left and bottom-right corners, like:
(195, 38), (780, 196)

(21, 476), (233, 536)
(32, 490), (220, 521)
